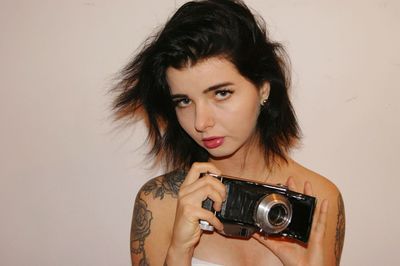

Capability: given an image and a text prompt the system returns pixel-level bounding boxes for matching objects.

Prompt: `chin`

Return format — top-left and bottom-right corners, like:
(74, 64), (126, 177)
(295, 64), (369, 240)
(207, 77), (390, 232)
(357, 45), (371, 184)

(206, 147), (240, 160)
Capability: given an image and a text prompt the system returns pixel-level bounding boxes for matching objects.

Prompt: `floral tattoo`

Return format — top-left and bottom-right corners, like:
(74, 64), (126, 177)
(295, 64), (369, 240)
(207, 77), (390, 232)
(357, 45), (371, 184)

(130, 170), (186, 265)
(131, 198), (152, 265)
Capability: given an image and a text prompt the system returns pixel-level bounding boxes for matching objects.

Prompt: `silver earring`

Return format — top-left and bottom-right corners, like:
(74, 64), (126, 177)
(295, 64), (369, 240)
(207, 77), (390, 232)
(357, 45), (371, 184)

(261, 98), (268, 106)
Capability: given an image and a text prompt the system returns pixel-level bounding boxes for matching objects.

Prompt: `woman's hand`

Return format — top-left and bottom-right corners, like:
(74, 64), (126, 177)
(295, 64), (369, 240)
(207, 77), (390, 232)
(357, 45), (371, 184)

(166, 162), (226, 265)
(253, 177), (329, 266)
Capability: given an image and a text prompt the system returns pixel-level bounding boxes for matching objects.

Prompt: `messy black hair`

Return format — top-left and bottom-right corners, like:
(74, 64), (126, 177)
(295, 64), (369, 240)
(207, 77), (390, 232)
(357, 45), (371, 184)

(112, 0), (300, 171)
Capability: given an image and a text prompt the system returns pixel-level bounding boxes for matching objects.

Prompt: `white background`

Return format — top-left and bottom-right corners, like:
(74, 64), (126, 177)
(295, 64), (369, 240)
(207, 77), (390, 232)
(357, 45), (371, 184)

(1, 1), (399, 265)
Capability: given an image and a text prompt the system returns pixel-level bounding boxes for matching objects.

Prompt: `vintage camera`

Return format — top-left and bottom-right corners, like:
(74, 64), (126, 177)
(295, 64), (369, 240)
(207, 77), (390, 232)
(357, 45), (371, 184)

(200, 173), (316, 243)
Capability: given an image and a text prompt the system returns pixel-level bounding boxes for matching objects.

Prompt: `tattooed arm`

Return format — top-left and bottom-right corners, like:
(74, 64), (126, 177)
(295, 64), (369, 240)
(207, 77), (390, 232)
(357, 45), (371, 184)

(334, 193), (346, 265)
(318, 183), (346, 266)
(299, 168), (346, 266)
(130, 171), (185, 266)
(314, 183), (346, 266)
(130, 196), (153, 265)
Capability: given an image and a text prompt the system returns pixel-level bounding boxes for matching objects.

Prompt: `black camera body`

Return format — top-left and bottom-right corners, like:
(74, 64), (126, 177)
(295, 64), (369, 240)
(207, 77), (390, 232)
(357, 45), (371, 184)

(200, 173), (316, 243)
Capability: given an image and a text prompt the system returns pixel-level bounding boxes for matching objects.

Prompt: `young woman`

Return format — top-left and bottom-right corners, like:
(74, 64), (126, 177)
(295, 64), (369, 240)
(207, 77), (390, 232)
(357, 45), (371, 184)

(112, 0), (345, 265)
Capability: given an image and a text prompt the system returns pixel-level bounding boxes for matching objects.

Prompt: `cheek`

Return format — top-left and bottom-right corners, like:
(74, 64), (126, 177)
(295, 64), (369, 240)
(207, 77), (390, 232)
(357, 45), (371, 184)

(220, 99), (260, 128)
(175, 110), (195, 134)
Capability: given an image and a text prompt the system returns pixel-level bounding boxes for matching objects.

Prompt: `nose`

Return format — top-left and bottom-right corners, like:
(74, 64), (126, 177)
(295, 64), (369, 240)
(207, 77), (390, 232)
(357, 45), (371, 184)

(194, 103), (215, 132)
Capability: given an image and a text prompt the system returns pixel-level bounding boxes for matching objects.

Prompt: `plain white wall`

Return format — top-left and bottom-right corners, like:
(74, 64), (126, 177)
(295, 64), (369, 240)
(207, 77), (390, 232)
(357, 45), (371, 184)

(0, 1), (399, 265)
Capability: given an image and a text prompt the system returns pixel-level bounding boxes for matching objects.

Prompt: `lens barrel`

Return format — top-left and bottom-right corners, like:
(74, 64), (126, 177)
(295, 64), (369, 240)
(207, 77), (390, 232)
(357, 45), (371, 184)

(254, 193), (292, 234)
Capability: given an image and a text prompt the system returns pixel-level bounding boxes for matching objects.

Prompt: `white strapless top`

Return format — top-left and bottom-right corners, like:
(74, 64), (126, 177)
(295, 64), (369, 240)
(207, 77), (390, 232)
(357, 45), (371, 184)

(192, 257), (223, 266)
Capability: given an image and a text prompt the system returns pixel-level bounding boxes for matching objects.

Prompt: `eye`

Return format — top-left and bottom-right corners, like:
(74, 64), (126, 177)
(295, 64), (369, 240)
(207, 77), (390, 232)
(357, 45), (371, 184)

(215, 89), (233, 100)
(173, 97), (192, 108)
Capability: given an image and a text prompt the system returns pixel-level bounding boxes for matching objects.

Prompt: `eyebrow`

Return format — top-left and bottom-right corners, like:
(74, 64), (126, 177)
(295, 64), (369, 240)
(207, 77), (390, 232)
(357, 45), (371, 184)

(170, 82), (234, 99)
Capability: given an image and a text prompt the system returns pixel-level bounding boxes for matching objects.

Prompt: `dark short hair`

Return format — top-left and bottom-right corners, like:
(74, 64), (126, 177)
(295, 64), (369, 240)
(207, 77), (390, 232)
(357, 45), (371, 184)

(112, 0), (300, 170)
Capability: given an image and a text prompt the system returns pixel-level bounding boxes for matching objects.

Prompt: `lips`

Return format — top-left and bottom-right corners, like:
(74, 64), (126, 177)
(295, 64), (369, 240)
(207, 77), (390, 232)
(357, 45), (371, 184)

(202, 137), (224, 149)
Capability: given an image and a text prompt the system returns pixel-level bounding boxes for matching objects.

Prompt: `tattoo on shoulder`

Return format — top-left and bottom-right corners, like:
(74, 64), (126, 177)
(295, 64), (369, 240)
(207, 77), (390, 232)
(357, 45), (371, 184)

(131, 197), (153, 266)
(142, 170), (185, 200)
(130, 170), (185, 264)
(335, 193), (346, 265)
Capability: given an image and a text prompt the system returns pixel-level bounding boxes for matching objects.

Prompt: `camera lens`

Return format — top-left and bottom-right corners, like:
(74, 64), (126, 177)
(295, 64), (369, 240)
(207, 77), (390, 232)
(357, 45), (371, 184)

(268, 204), (287, 226)
(254, 193), (292, 234)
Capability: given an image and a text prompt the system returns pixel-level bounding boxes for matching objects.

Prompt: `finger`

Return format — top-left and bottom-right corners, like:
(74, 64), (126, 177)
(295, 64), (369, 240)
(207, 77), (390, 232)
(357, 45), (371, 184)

(198, 185), (225, 211)
(311, 199), (329, 243)
(182, 162), (221, 186)
(195, 208), (224, 231)
(304, 181), (313, 196)
(252, 233), (266, 243)
(180, 175), (226, 200)
(285, 176), (297, 191)
(177, 202), (224, 231)
(179, 183), (225, 212)
(315, 199), (329, 234)
(252, 233), (285, 256)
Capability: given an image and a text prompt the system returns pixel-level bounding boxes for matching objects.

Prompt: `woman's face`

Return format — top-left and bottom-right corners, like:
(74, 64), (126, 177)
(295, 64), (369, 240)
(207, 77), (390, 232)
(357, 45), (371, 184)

(166, 57), (270, 159)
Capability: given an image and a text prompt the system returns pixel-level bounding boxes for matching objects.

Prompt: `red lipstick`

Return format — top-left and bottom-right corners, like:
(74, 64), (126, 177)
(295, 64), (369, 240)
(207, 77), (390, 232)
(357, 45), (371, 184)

(202, 137), (224, 149)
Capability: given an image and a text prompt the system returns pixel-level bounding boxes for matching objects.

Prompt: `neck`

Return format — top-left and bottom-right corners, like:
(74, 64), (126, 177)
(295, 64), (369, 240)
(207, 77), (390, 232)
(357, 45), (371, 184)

(209, 144), (281, 183)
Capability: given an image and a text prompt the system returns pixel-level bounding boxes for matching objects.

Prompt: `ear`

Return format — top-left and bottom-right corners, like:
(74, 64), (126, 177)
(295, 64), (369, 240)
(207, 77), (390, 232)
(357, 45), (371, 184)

(259, 82), (270, 100)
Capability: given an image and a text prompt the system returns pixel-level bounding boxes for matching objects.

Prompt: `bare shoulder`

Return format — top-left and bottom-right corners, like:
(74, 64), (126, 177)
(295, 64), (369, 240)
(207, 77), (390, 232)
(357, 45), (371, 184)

(287, 159), (345, 265)
(130, 170), (186, 265)
(287, 159), (341, 199)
